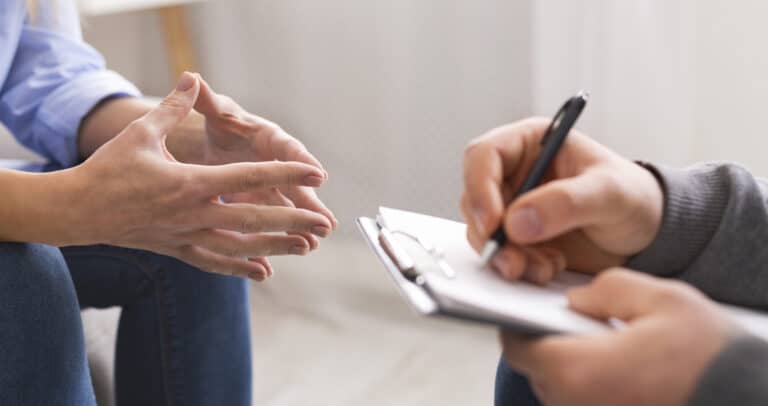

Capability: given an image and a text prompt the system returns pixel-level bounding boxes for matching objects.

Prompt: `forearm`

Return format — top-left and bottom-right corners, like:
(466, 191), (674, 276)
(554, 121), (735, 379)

(628, 162), (768, 307)
(0, 169), (84, 246)
(78, 96), (207, 163)
(78, 97), (152, 158)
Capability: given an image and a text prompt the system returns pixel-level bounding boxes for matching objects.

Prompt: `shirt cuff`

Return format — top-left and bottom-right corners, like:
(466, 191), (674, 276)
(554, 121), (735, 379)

(35, 70), (141, 169)
(688, 334), (768, 406)
(626, 162), (730, 277)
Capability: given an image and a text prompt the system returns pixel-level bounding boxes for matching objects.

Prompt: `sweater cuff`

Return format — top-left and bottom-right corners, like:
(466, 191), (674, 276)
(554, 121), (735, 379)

(688, 334), (768, 406)
(626, 163), (729, 277)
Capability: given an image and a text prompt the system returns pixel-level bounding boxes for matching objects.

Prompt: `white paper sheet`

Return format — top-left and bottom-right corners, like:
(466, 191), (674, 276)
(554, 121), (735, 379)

(378, 207), (768, 339)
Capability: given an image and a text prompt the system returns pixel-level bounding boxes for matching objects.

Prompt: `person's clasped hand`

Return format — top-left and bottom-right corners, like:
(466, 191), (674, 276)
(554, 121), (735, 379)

(168, 74), (338, 251)
(62, 73), (334, 280)
(461, 117), (664, 284)
(500, 269), (737, 406)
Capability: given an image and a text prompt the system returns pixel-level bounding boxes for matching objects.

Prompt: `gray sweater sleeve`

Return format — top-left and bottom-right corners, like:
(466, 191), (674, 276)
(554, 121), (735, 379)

(688, 334), (768, 406)
(626, 162), (768, 309)
(625, 162), (768, 404)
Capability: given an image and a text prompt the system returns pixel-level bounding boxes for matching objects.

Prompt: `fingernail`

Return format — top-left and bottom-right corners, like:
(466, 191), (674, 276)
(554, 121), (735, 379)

(507, 207), (542, 241)
(473, 210), (488, 236)
(524, 263), (547, 285)
(311, 225), (330, 237)
(304, 174), (325, 187)
(176, 71), (195, 91)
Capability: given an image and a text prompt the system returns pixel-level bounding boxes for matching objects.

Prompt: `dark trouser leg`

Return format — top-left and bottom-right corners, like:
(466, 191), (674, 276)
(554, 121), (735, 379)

(495, 357), (541, 406)
(0, 243), (96, 406)
(63, 245), (252, 406)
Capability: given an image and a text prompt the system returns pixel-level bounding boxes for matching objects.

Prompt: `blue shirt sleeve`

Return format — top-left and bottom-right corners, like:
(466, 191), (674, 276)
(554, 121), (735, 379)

(0, 0), (141, 169)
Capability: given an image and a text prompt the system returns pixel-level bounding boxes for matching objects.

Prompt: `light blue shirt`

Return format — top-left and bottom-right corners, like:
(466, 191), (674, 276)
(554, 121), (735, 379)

(0, 0), (140, 169)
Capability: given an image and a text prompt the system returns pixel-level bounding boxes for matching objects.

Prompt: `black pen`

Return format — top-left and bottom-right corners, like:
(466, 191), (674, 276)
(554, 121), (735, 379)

(479, 91), (589, 265)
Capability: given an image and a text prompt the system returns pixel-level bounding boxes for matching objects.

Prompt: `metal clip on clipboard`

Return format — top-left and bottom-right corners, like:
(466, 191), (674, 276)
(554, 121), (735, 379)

(375, 215), (456, 285)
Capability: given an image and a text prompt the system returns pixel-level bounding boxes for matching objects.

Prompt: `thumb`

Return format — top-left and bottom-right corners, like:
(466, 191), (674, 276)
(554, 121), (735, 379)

(193, 75), (220, 116)
(140, 72), (200, 137)
(503, 169), (622, 244)
(567, 269), (676, 322)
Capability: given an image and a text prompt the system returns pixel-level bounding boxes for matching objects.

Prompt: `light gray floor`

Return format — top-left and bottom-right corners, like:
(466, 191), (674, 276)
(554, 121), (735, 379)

(250, 238), (498, 405)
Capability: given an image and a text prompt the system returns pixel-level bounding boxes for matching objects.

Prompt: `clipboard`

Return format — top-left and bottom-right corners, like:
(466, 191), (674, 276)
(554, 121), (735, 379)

(358, 207), (768, 339)
(357, 207), (610, 336)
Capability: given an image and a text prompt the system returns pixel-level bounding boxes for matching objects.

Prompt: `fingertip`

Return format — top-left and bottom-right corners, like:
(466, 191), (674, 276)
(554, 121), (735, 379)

(176, 71), (197, 92)
(521, 255), (555, 286)
(303, 174), (326, 187)
(327, 211), (339, 230)
(505, 206), (544, 243)
(249, 271), (266, 282)
(491, 248), (526, 281)
(302, 233), (320, 250)
(248, 263), (268, 281)
(311, 225), (331, 238)
(566, 285), (595, 314)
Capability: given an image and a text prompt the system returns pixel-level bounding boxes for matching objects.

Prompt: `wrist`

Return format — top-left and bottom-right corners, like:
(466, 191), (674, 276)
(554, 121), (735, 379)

(0, 168), (87, 246)
(633, 161), (665, 252)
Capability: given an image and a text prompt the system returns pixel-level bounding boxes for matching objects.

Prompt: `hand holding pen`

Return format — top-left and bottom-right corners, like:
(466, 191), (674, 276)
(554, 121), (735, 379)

(460, 93), (664, 284)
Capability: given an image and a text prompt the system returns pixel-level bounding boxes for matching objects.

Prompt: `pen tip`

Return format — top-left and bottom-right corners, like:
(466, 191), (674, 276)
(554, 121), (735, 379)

(479, 241), (499, 266)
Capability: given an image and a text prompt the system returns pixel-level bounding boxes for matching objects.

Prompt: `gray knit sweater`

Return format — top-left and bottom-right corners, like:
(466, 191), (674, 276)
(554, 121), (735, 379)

(626, 162), (768, 405)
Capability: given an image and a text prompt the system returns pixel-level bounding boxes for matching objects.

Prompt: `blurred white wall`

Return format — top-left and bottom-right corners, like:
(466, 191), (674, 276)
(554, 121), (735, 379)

(692, 1), (768, 173)
(6, 1), (768, 223)
(83, 0), (533, 236)
(533, 0), (768, 176)
(532, 1), (696, 166)
(185, 0), (533, 232)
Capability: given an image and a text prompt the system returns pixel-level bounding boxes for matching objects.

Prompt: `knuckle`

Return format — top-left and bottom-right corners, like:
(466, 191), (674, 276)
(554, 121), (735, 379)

(595, 170), (631, 209)
(219, 95), (235, 106)
(220, 245), (241, 258)
(550, 184), (581, 218)
(173, 170), (195, 193)
(463, 139), (484, 161)
(240, 168), (267, 190)
(275, 161), (304, 184)
(129, 118), (156, 138)
(284, 137), (305, 153)
(264, 120), (283, 134)
(654, 281), (697, 307)
(240, 214), (264, 233)
(254, 120), (282, 137)
(159, 96), (189, 114)
(593, 268), (630, 290)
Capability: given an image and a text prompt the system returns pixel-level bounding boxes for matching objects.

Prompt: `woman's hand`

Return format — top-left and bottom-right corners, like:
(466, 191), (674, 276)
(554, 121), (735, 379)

(166, 76), (337, 251)
(500, 269), (735, 406)
(55, 73), (332, 280)
(461, 117), (664, 283)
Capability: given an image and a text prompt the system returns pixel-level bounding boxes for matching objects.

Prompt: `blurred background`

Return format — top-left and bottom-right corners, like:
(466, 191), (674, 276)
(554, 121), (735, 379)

(3, 0), (768, 404)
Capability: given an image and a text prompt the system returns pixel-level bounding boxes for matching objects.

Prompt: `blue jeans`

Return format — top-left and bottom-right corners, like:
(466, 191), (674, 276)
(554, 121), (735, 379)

(0, 242), (251, 406)
(495, 358), (541, 406)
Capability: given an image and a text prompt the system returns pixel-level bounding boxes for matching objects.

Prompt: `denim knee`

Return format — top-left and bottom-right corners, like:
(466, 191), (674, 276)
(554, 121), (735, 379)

(0, 242), (95, 406)
(495, 357), (541, 406)
(0, 242), (78, 302)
